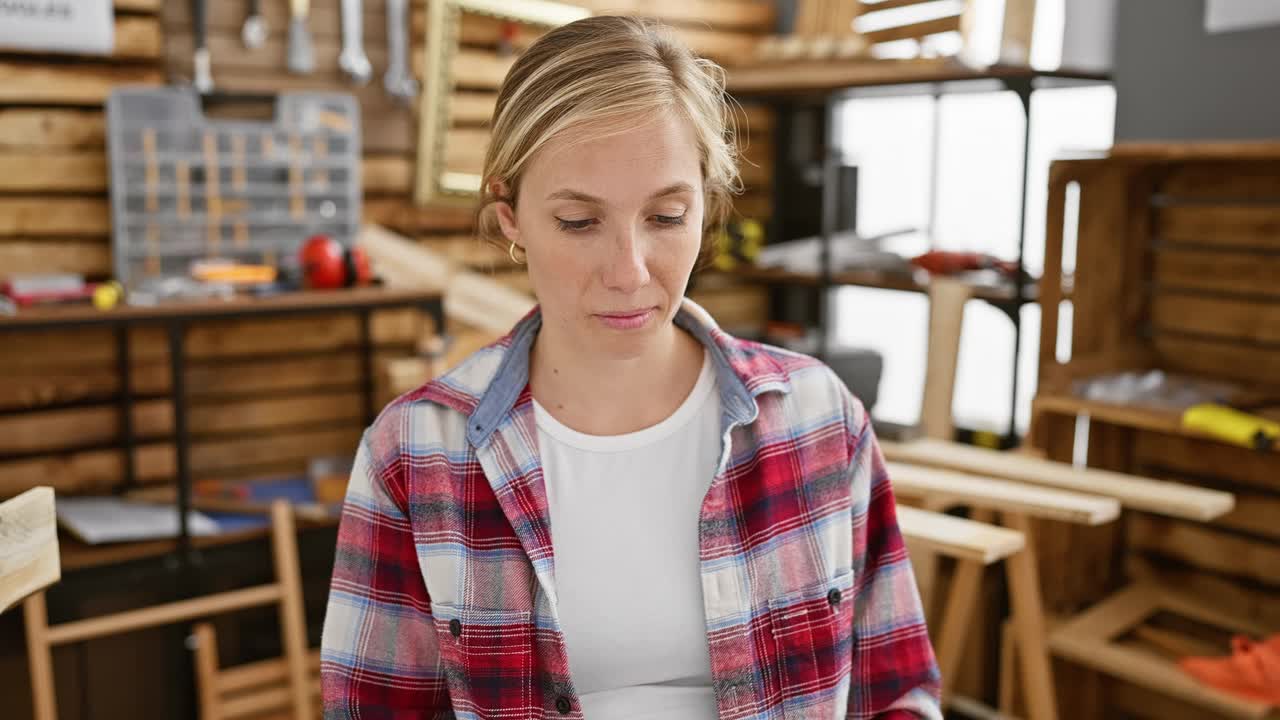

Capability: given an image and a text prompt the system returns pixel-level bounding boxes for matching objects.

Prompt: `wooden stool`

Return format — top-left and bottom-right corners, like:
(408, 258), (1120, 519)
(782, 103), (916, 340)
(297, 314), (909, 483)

(22, 500), (313, 720)
(895, 505), (1026, 704)
(1, 487), (59, 615)
(190, 622), (321, 720)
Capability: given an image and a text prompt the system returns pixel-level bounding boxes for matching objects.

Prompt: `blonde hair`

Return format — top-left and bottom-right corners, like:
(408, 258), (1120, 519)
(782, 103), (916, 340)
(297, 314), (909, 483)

(475, 15), (743, 262)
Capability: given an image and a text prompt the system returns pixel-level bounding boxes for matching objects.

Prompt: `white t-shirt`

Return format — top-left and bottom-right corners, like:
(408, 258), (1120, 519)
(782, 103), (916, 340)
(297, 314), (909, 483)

(533, 350), (721, 720)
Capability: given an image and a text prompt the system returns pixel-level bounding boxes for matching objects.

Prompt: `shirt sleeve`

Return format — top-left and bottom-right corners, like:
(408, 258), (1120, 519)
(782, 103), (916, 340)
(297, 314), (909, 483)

(320, 418), (451, 719)
(844, 397), (944, 720)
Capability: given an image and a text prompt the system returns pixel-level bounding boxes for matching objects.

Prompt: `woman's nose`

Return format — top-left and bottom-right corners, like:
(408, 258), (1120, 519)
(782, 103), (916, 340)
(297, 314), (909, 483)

(601, 228), (651, 293)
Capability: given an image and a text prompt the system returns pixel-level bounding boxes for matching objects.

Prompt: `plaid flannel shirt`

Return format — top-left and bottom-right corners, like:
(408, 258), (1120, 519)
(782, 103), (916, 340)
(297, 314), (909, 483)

(321, 298), (942, 719)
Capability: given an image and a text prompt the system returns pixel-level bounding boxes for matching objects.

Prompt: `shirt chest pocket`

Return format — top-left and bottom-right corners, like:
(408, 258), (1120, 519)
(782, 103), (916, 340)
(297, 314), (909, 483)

(767, 569), (856, 716)
(432, 603), (536, 717)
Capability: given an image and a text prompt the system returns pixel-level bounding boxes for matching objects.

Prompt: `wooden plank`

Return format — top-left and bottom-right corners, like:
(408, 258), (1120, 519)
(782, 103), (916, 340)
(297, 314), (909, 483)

(1126, 555), (1280, 629)
(1132, 430), (1280, 494)
(0, 152), (107, 192)
(417, 234), (507, 270)
(1, 313), (424, 372)
(114, 16), (163, 59)
(881, 438), (1236, 521)
(450, 92), (497, 126)
(0, 199), (110, 236)
(1152, 291), (1280, 344)
(0, 487), (60, 614)
(0, 110), (105, 150)
(0, 426), (361, 497)
(1159, 204), (1280, 250)
(1155, 247), (1280, 299)
(0, 392), (364, 455)
(363, 154), (414, 195)
(1050, 585), (1275, 720)
(1127, 515), (1280, 587)
(921, 278), (970, 441)
(0, 62), (162, 105)
(191, 426), (361, 475)
(1112, 141), (1280, 160)
(443, 127), (490, 175)
(1159, 161), (1280, 199)
(1152, 334), (1280, 391)
(115, 0), (160, 11)
(861, 15), (962, 45)
(0, 239), (112, 278)
(887, 462), (1120, 525)
(894, 505), (1025, 564)
(668, 26), (761, 63)
(571, 0), (775, 30)
(364, 199), (476, 233)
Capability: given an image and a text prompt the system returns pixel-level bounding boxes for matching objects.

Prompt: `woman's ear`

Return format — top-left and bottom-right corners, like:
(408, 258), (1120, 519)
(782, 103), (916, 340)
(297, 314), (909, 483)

(489, 179), (521, 247)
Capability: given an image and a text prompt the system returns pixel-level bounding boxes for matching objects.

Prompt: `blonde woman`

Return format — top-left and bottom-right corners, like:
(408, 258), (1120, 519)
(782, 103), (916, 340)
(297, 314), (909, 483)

(322, 15), (941, 720)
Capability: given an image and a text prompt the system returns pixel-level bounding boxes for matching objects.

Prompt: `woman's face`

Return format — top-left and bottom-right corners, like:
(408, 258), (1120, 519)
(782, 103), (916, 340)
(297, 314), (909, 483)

(494, 112), (704, 360)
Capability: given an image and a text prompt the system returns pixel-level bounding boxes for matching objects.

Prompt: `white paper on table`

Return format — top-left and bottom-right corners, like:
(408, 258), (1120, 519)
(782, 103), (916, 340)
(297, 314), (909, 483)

(55, 496), (220, 545)
(0, 0), (115, 55)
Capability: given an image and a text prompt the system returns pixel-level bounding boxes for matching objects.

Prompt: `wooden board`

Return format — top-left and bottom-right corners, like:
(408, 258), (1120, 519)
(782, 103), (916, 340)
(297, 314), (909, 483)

(1158, 205), (1280, 250)
(0, 391), (365, 456)
(1154, 248), (1280, 299)
(887, 462), (1120, 526)
(1152, 292), (1280, 344)
(1131, 430), (1280, 493)
(1049, 583), (1275, 720)
(0, 487), (60, 614)
(0, 62), (162, 105)
(0, 198), (111, 236)
(881, 438), (1236, 521)
(1126, 514), (1280, 587)
(894, 505), (1025, 564)
(0, 109), (106, 150)
(0, 239), (112, 278)
(1152, 334), (1280, 391)
(0, 152), (107, 192)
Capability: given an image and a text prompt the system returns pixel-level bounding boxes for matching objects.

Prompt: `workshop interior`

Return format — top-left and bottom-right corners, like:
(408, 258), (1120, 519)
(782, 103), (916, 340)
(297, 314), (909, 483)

(1, 0), (1278, 718)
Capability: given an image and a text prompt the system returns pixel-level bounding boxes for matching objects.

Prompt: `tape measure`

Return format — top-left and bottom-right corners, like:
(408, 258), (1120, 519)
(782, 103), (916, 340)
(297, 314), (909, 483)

(1181, 403), (1280, 451)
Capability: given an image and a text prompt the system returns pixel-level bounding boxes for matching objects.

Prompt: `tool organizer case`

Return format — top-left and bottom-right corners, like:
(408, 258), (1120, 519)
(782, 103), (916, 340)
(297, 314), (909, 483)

(106, 87), (361, 287)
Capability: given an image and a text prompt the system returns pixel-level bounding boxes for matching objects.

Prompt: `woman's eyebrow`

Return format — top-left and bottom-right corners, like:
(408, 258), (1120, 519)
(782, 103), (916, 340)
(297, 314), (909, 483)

(545, 181), (695, 204)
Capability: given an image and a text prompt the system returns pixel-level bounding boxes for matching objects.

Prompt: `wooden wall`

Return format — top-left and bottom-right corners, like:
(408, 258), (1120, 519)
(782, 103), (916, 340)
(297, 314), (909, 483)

(0, 3), (776, 717)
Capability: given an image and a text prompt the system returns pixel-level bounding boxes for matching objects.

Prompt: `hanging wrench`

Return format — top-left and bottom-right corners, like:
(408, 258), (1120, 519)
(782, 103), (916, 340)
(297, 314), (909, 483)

(287, 0), (315, 74)
(339, 0), (372, 84)
(384, 0), (419, 103)
(241, 0), (266, 50)
(191, 0), (213, 93)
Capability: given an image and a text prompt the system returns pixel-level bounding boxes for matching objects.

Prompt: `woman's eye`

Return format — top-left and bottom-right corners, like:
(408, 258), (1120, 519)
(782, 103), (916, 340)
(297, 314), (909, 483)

(654, 213), (686, 226)
(556, 217), (595, 232)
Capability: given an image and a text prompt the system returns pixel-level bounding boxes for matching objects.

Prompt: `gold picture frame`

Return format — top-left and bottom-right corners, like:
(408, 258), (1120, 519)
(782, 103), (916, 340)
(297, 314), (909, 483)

(415, 0), (590, 206)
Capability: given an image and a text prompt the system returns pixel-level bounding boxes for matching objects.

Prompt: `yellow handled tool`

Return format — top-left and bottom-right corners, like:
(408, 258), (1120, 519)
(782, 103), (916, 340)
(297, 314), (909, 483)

(1182, 403), (1280, 451)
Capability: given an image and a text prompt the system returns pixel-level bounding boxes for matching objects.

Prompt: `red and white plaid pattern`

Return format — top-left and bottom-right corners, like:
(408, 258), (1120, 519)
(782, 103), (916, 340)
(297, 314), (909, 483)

(321, 300), (941, 719)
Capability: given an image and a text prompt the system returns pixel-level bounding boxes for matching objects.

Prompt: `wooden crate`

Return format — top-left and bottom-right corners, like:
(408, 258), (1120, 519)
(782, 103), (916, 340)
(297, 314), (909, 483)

(1030, 143), (1280, 718)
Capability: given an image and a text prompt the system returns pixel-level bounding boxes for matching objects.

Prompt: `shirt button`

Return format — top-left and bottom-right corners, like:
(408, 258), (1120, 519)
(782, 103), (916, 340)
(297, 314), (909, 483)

(828, 588), (842, 606)
(555, 695), (572, 714)
(449, 619), (462, 637)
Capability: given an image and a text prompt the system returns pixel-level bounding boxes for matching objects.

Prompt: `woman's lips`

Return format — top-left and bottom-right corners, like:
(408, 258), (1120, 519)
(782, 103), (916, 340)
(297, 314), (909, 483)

(595, 307), (656, 330)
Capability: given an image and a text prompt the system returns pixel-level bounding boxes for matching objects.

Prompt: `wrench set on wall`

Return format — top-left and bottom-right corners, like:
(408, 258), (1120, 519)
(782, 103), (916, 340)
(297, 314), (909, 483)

(189, 0), (419, 104)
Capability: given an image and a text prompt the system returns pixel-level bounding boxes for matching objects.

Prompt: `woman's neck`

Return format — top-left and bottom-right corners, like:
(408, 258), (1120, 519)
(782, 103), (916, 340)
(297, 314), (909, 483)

(528, 318), (705, 437)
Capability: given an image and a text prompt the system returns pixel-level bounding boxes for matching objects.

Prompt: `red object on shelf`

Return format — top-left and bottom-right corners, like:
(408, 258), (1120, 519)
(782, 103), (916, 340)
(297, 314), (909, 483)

(910, 250), (1018, 278)
(2, 284), (99, 307)
(299, 235), (371, 289)
(1179, 633), (1280, 706)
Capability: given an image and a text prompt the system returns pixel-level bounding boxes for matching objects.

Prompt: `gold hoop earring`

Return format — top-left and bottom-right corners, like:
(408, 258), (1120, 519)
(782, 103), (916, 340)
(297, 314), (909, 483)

(508, 241), (526, 265)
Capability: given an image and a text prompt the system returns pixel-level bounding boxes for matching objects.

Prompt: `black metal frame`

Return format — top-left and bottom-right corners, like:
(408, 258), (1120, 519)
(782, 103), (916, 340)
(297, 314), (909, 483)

(754, 69), (1112, 445)
(1, 291), (445, 577)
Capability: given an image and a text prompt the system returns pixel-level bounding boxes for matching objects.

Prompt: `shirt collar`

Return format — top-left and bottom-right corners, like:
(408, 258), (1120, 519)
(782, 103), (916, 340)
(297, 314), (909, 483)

(465, 297), (790, 448)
